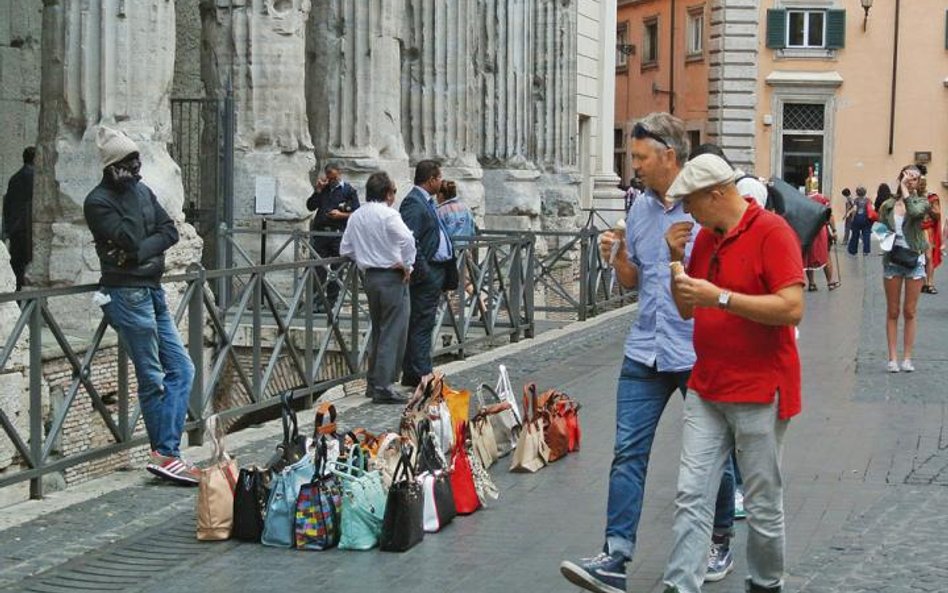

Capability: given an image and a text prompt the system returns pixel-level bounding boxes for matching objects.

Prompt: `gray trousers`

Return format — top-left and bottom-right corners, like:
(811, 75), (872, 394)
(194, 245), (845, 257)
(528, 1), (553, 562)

(663, 392), (789, 593)
(365, 269), (410, 393)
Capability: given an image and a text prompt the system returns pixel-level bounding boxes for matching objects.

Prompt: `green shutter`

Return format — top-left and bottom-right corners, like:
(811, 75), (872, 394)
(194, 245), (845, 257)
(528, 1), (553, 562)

(766, 9), (787, 49)
(826, 10), (846, 49)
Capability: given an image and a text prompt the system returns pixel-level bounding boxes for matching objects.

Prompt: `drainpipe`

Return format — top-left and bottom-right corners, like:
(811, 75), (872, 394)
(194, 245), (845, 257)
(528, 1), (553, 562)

(888, 0), (900, 155)
(669, 0), (676, 114)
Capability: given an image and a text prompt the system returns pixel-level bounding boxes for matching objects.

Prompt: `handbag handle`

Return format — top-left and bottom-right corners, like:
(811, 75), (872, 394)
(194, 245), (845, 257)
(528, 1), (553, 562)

(314, 402), (338, 436)
(392, 446), (416, 484)
(205, 414), (229, 464)
(280, 391), (300, 447)
(476, 383), (501, 407)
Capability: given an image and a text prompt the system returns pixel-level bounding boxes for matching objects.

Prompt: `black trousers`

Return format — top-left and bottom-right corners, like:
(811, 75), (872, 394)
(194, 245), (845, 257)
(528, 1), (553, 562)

(7, 233), (30, 291)
(402, 263), (446, 381)
(312, 239), (342, 308)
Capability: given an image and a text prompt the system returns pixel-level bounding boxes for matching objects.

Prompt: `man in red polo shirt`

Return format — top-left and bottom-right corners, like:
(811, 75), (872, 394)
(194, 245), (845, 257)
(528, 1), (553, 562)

(659, 154), (805, 593)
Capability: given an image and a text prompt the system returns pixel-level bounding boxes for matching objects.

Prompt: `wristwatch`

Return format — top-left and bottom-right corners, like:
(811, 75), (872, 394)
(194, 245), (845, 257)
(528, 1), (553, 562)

(717, 290), (731, 310)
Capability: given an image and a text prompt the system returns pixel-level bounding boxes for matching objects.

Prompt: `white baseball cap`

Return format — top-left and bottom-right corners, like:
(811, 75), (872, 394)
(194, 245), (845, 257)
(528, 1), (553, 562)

(667, 154), (738, 200)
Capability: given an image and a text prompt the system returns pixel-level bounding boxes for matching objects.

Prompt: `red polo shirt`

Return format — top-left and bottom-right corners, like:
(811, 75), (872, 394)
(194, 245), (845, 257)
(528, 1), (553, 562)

(685, 200), (805, 419)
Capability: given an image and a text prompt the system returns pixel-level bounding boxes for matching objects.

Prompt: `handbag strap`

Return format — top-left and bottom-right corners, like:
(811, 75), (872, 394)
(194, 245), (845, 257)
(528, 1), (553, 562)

(280, 391), (300, 447)
(315, 402), (338, 436)
(476, 383), (501, 407)
(205, 414), (229, 464)
(392, 447), (416, 484)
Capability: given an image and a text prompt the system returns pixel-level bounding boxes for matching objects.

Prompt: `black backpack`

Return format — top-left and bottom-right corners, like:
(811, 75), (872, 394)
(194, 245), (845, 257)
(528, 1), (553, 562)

(762, 177), (831, 251)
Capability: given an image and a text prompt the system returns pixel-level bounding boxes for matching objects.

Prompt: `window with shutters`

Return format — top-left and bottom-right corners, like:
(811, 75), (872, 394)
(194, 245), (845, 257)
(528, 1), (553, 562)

(787, 10), (825, 48)
(642, 17), (659, 68)
(687, 8), (704, 59)
(766, 7), (845, 58)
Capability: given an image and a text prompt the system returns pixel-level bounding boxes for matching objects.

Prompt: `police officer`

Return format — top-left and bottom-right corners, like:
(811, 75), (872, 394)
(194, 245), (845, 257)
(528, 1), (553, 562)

(307, 163), (359, 312)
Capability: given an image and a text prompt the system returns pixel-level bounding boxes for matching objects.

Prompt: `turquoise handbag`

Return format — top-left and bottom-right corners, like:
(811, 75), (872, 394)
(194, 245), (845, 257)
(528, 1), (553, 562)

(261, 451), (315, 548)
(330, 446), (387, 550)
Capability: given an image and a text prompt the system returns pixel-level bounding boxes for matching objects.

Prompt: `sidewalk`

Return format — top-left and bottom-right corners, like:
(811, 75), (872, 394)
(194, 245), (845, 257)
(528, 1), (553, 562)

(2, 249), (948, 593)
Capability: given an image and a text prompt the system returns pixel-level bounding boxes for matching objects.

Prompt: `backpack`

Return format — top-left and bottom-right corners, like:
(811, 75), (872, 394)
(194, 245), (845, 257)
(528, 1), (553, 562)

(760, 177), (831, 251)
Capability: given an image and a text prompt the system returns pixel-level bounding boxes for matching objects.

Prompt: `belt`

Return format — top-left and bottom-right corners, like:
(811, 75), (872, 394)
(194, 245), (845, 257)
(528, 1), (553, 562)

(366, 267), (401, 273)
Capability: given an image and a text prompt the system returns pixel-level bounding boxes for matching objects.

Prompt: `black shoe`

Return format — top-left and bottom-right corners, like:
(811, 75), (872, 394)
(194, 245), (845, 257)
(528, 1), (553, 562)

(400, 375), (421, 388)
(372, 390), (409, 405)
(745, 578), (782, 593)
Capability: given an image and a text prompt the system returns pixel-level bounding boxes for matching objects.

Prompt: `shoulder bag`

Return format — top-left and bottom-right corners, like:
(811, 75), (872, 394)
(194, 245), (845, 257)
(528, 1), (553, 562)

(449, 422), (481, 515)
(294, 442), (343, 551)
(330, 447), (388, 550)
(196, 415), (239, 541)
(380, 449), (425, 552)
(261, 450), (316, 548)
(231, 466), (269, 542)
(509, 384), (550, 473)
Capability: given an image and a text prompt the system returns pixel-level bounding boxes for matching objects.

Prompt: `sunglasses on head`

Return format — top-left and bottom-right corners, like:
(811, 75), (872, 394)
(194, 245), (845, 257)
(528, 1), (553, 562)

(631, 123), (670, 149)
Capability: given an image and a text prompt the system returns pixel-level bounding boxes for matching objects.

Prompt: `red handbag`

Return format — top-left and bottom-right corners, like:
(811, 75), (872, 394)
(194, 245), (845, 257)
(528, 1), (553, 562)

(449, 422), (481, 515)
(557, 399), (582, 452)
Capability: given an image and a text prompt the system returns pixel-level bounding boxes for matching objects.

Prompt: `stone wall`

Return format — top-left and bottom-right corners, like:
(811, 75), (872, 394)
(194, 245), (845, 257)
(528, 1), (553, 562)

(0, 2), (41, 187)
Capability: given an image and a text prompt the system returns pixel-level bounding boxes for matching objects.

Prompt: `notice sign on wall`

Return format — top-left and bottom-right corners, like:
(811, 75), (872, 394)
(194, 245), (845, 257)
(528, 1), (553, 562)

(255, 176), (277, 215)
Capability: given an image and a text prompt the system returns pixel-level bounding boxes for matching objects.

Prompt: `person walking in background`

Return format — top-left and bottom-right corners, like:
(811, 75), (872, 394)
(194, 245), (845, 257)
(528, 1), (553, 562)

(399, 160), (454, 388)
(436, 180), (476, 246)
(841, 188), (853, 245)
(918, 174), (942, 294)
(307, 162), (359, 313)
(804, 190), (839, 291)
(340, 171), (415, 405)
(663, 153), (805, 593)
(878, 165), (931, 373)
(83, 127), (197, 486)
(847, 186), (873, 256)
(559, 114), (738, 593)
(874, 182), (893, 214)
(1, 146), (35, 291)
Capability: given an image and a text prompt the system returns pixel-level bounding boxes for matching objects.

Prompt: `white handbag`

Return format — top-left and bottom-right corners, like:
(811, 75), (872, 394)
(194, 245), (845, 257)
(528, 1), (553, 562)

(416, 469), (457, 532)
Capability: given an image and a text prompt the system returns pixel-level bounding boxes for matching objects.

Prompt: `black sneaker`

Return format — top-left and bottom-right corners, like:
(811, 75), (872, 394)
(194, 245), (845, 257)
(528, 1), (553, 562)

(372, 388), (409, 405)
(560, 552), (627, 593)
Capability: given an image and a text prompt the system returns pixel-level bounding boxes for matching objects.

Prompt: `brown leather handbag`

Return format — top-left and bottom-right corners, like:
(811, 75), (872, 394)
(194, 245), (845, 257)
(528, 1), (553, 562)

(537, 388), (570, 462)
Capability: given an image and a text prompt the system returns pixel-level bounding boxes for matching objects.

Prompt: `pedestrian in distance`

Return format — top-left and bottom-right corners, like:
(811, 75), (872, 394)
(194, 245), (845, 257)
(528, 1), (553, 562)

(841, 187), (853, 245)
(917, 174), (942, 294)
(803, 190), (840, 291)
(878, 165), (931, 373)
(1, 146), (35, 291)
(663, 153), (805, 593)
(874, 182), (893, 215)
(83, 126), (198, 486)
(435, 180), (476, 247)
(559, 115), (739, 593)
(307, 162), (360, 313)
(340, 171), (415, 405)
(399, 160), (455, 388)
(846, 186), (873, 256)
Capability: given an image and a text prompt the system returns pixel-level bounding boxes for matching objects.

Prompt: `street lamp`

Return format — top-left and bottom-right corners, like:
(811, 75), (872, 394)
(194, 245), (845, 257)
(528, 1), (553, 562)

(861, 0), (873, 31)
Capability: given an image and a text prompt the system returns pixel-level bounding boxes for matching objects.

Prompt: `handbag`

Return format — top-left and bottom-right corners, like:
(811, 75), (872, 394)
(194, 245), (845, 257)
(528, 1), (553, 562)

(889, 244), (920, 268)
(558, 398), (582, 453)
(509, 385), (550, 473)
(765, 177), (832, 250)
(465, 433), (500, 506)
(232, 466), (269, 542)
(372, 433), (404, 490)
(537, 388), (570, 463)
(261, 451), (316, 548)
(265, 392), (310, 474)
(330, 447), (388, 550)
(380, 449), (425, 552)
(196, 415), (239, 541)
(313, 402), (343, 473)
(476, 383), (521, 457)
(441, 378), (471, 426)
(294, 443), (343, 551)
(470, 411), (500, 468)
(450, 422), (481, 515)
(414, 419), (457, 532)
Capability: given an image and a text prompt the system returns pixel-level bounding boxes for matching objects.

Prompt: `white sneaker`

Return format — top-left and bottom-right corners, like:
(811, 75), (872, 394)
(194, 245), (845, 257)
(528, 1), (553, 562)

(901, 359), (915, 372)
(887, 360), (900, 373)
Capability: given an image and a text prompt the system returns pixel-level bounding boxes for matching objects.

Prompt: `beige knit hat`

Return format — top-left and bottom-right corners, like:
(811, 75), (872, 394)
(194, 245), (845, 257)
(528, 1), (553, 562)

(96, 126), (140, 168)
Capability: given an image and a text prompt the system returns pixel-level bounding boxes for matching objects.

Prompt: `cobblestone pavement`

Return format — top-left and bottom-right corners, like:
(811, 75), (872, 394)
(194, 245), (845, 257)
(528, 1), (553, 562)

(2, 249), (948, 593)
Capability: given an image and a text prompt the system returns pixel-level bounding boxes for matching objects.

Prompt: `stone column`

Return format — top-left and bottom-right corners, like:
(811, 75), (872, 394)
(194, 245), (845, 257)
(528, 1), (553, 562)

(478, 0), (541, 232)
(307, 0), (410, 193)
(400, 0), (484, 220)
(590, 0), (624, 212)
(201, 0), (315, 222)
(533, 0), (582, 232)
(35, 0), (200, 289)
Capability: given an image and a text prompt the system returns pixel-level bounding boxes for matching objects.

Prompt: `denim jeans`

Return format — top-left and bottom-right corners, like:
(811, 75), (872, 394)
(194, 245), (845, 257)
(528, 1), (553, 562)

(663, 393), (788, 593)
(848, 222), (871, 255)
(605, 357), (736, 560)
(101, 286), (195, 457)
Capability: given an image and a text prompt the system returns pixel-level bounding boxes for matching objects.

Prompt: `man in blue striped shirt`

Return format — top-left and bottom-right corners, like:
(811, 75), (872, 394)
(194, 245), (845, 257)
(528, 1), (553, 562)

(560, 114), (737, 593)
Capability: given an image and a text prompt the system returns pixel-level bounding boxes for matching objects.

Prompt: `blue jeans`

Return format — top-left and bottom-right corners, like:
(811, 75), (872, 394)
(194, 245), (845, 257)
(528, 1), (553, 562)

(848, 221), (871, 254)
(606, 357), (735, 560)
(101, 286), (195, 457)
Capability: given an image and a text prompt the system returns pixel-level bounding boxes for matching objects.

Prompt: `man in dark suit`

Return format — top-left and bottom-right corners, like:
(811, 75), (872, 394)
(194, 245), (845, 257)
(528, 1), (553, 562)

(399, 160), (454, 387)
(2, 147), (35, 291)
(307, 162), (360, 312)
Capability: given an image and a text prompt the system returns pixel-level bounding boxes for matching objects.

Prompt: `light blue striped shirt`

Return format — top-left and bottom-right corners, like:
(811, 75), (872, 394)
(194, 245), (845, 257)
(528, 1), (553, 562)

(623, 189), (699, 372)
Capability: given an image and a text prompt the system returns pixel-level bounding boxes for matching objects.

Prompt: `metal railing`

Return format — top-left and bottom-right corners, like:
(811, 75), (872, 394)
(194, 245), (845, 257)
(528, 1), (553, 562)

(0, 234), (534, 497)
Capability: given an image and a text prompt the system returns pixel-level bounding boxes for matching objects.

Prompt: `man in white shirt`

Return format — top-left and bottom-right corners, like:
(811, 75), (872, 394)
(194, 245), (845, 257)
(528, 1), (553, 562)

(340, 171), (417, 404)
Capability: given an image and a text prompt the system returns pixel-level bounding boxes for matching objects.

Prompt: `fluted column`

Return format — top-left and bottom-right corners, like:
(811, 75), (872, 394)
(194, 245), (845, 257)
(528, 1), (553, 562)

(478, 0), (541, 231)
(307, 0), (409, 190)
(202, 0), (315, 221)
(34, 0), (200, 287)
(400, 0), (484, 218)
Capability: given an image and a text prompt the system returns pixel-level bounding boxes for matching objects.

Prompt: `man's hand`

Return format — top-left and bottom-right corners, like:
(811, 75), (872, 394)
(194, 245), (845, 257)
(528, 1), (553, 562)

(326, 209), (344, 220)
(665, 221), (694, 263)
(396, 264), (412, 284)
(673, 274), (721, 308)
(315, 176), (329, 191)
(599, 230), (624, 264)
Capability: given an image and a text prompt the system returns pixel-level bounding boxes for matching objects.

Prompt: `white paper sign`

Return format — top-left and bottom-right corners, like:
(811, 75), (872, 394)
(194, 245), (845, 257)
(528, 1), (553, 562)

(254, 176), (277, 215)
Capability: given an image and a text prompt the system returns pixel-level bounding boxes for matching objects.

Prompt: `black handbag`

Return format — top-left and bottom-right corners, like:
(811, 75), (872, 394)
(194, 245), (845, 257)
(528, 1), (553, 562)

(765, 178), (832, 251)
(889, 245), (920, 269)
(380, 450), (425, 552)
(414, 420), (456, 532)
(266, 392), (309, 474)
(232, 467), (269, 542)
(442, 256), (460, 291)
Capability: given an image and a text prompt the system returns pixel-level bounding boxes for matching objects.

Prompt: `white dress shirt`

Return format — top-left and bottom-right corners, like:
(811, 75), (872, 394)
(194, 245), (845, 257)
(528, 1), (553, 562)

(340, 201), (417, 271)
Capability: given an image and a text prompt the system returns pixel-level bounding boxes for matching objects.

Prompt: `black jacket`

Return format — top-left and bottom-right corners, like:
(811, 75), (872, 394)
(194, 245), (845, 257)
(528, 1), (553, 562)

(399, 186), (442, 282)
(2, 164), (33, 240)
(307, 182), (360, 232)
(83, 179), (179, 288)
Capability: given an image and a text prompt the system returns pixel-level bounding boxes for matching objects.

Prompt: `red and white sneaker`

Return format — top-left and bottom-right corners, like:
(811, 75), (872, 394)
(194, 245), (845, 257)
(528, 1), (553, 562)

(146, 451), (200, 486)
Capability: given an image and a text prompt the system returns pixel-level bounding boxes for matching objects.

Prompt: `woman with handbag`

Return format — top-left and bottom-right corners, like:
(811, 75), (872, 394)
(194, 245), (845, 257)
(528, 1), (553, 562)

(878, 165), (931, 373)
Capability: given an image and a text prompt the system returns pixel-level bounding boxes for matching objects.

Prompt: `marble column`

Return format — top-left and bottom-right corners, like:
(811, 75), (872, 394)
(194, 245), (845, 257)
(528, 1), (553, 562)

(307, 0), (410, 192)
(400, 0), (484, 219)
(533, 0), (582, 232)
(201, 0), (315, 222)
(35, 0), (201, 288)
(477, 0), (541, 232)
